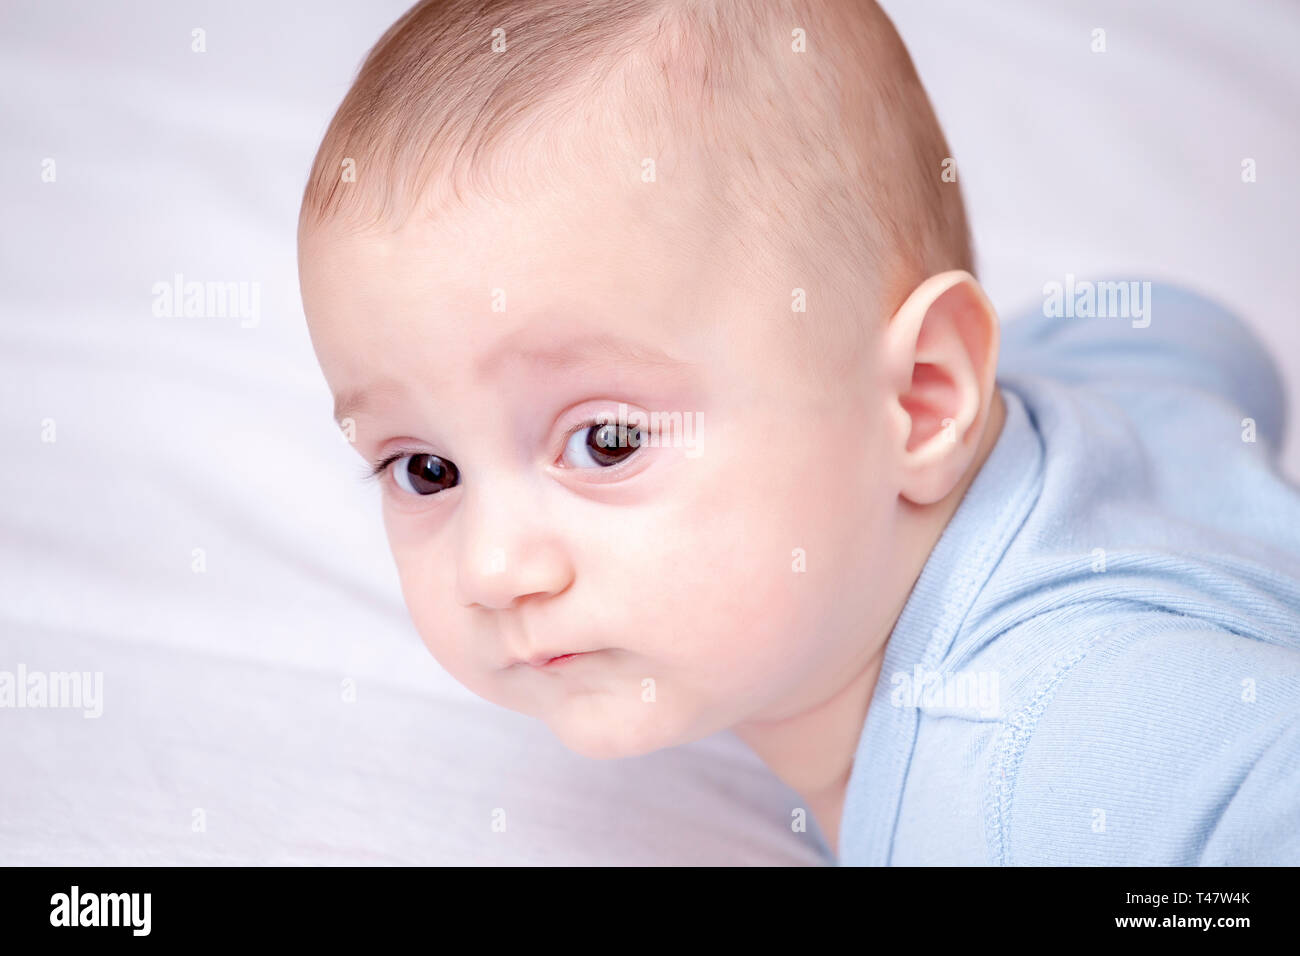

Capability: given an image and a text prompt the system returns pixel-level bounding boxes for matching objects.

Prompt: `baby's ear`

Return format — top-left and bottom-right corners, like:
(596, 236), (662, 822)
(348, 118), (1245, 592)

(882, 270), (1000, 506)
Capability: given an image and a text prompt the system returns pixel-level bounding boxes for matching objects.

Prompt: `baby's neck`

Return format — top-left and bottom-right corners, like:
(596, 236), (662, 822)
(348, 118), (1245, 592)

(733, 388), (1007, 857)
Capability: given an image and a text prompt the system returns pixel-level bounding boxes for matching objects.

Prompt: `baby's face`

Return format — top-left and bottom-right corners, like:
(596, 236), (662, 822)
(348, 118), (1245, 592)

(299, 173), (902, 759)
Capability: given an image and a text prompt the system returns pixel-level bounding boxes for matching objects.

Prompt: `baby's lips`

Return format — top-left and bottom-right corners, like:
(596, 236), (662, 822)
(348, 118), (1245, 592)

(511, 650), (597, 668)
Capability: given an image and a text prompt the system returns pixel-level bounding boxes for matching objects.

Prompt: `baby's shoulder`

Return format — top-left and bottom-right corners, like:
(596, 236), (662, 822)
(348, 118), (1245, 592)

(988, 614), (1300, 864)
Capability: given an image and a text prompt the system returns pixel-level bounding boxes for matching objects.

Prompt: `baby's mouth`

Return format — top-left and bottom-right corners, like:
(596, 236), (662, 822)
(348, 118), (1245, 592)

(511, 650), (599, 669)
(541, 653), (581, 666)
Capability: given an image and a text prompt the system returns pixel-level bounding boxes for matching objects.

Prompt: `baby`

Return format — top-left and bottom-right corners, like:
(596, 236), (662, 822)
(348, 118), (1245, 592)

(296, 0), (1300, 864)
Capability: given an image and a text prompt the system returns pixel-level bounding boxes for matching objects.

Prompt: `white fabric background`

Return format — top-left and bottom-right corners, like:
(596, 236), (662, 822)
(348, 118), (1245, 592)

(1, 0), (1296, 865)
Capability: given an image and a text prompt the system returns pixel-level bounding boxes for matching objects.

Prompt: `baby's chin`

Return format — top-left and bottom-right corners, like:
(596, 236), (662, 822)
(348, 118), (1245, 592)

(538, 690), (696, 761)
(437, 648), (715, 759)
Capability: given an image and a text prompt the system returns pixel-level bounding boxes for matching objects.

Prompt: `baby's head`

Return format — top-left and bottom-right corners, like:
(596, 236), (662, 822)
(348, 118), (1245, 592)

(298, 0), (1000, 761)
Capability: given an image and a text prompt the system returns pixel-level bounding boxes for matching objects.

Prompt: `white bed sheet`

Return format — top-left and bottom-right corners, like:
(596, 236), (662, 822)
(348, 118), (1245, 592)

(1, 0), (1296, 865)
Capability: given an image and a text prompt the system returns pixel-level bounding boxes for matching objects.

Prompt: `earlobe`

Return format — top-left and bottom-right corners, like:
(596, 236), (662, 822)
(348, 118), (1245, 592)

(884, 271), (1000, 506)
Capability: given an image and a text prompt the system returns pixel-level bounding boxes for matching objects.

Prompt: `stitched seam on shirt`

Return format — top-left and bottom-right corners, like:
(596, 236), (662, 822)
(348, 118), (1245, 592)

(890, 462), (1044, 863)
(987, 629), (1114, 866)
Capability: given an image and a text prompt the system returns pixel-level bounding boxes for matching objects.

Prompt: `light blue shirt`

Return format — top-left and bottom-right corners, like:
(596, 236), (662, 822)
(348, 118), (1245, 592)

(836, 282), (1300, 865)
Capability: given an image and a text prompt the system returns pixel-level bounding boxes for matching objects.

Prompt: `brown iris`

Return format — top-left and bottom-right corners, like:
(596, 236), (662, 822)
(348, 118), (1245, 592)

(588, 423), (644, 466)
(403, 454), (459, 494)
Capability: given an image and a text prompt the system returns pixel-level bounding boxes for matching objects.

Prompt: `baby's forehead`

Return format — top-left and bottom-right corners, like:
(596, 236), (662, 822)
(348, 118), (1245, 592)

(300, 177), (840, 418)
(301, 184), (719, 336)
(303, 159), (750, 306)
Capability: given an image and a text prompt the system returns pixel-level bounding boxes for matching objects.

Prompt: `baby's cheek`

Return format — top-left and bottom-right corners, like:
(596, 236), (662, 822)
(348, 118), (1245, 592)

(669, 449), (849, 681)
(401, 575), (462, 666)
(627, 507), (807, 665)
(387, 533), (477, 675)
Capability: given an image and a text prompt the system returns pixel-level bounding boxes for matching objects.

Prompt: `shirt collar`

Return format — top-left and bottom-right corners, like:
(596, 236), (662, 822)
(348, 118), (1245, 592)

(836, 385), (1044, 865)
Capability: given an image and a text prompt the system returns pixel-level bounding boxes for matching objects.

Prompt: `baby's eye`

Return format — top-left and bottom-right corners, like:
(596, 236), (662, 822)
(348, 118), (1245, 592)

(390, 453), (460, 495)
(561, 423), (644, 469)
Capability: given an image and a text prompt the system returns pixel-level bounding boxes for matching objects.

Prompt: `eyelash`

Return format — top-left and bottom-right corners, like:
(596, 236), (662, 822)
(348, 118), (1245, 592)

(365, 450), (417, 483)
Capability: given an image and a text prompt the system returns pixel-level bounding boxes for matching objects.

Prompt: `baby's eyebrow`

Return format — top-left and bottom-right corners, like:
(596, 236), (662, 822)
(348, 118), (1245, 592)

(333, 381), (402, 424)
(475, 332), (692, 380)
(332, 334), (694, 423)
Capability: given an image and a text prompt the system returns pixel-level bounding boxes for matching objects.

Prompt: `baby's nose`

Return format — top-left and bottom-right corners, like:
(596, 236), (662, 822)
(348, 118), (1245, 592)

(453, 490), (573, 610)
